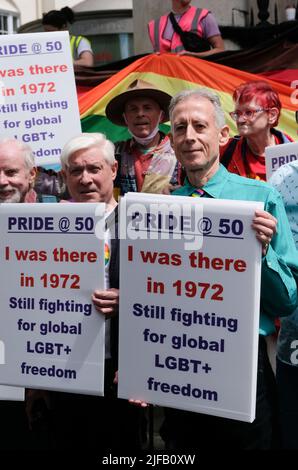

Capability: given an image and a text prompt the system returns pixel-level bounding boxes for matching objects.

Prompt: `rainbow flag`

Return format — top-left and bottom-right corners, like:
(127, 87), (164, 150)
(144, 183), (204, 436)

(79, 53), (297, 142)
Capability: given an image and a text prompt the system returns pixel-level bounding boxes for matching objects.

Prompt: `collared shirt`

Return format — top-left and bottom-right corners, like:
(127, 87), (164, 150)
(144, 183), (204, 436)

(114, 134), (179, 196)
(173, 164), (298, 336)
(269, 161), (298, 246)
(270, 161), (298, 365)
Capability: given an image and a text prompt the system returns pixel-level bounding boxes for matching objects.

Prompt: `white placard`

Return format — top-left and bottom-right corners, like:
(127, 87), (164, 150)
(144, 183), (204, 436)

(118, 194), (263, 422)
(0, 32), (81, 167)
(265, 141), (298, 180)
(0, 203), (105, 396)
(0, 331), (24, 400)
(0, 385), (24, 401)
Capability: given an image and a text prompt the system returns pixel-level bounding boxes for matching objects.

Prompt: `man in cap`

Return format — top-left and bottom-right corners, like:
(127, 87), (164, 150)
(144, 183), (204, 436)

(105, 79), (180, 197)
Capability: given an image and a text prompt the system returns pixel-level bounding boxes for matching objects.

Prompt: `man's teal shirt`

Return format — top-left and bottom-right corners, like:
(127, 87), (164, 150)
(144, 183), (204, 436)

(173, 164), (298, 335)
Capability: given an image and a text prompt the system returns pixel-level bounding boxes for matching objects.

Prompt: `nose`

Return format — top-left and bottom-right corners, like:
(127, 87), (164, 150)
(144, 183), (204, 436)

(236, 110), (252, 123)
(185, 124), (196, 141)
(137, 108), (144, 117)
(80, 169), (92, 184)
(0, 171), (9, 186)
(135, 106), (145, 117)
(237, 112), (247, 123)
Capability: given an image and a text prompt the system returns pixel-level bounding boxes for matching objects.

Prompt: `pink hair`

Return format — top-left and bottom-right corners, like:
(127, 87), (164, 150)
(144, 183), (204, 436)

(233, 80), (281, 127)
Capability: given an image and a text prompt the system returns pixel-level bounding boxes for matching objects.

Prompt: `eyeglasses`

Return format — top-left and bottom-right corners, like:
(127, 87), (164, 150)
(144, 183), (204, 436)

(229, 108), (269, 121)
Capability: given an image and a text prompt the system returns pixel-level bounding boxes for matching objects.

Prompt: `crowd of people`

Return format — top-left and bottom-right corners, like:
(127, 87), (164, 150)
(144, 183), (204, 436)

(1, 0), (298, 454)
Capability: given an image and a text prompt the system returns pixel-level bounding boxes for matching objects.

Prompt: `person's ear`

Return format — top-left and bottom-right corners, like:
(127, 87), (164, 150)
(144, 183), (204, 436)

(159, 110), (166, 123)
(219, 125), (230, 147)
(169, 131), (174, 149)
(111, 161), (118, 181)
(28, 167), (37, 188)
(61, 169), (67, 183)
(268, 107), (279, 126)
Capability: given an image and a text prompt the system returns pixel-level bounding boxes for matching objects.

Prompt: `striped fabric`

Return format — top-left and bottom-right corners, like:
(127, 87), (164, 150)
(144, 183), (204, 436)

(79, 54), (297, 143)
(191, 188), (205, 197)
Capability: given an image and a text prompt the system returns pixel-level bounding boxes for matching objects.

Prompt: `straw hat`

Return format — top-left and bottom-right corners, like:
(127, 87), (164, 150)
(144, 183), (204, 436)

(105, 79), (172, 127)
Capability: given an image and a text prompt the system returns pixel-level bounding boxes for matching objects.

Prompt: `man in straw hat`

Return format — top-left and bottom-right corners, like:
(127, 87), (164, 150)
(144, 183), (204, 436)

(105, 79), (181, 196)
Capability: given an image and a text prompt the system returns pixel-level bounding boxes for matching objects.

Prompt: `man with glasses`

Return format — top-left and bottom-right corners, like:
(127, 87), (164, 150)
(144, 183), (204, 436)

(220, 80), (293, 181)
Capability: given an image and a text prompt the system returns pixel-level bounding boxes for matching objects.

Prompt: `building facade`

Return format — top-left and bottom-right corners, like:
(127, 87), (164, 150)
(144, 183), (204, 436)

(0, 1), (296, 63)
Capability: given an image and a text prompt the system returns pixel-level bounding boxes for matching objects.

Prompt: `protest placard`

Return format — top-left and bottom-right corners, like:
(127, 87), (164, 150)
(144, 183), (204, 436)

(265, 141), (298, 180)
(0, 385), (24, 401)
(118, 193), (262, 422)
(0, 203), (105, 395)
(0, 32), (81, 167)
(0, 320), (23, 400)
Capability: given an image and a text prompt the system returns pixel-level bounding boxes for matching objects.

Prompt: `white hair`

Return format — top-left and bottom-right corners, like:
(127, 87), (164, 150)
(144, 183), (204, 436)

(60, 133), (116, 169)
(0, 137), (35, 169)
(169, 88), (226, 130)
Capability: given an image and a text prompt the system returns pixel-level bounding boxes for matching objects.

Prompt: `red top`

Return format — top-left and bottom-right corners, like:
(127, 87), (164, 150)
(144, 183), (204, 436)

(220, 132), (294, 181)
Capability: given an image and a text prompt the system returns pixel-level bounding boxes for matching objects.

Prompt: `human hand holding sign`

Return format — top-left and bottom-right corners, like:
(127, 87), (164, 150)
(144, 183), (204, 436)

(92, 288), (119, 317)
(252, 209), (277, 256)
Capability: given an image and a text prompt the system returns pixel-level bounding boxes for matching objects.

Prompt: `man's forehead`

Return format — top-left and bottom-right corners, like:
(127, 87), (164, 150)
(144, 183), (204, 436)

(176, 95), (212, 108)
(172, 97), (214, 117)
(0, 142), (22, 155)
(0, 151), (25, 168)
(69, 147), (105, 164)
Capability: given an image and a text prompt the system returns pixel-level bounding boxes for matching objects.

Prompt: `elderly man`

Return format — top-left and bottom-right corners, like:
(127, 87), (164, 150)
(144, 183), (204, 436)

(61, 132), (117, 205)
(0, 138), (36, 203)
(160, 89), (298, 450)
(60, 132), (119, 319)
(0, 137), (62, 203)
(0, 138), (38, 450)
(46, 132), (141, 451)
(106, 79), (179, 196)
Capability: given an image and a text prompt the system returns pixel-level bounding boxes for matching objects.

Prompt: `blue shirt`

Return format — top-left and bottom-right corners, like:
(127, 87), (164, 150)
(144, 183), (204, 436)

(269, 161), (298, 246)
(174, 164), (298, 336)
(270, 161), (298, 364)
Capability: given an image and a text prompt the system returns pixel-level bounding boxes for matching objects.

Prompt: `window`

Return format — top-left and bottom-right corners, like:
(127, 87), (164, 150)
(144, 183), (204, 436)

(0, 15), (8, 34)
(13, 16), (18, 32)
(91, 33), (133, 64)
(0, 13), (19, 35)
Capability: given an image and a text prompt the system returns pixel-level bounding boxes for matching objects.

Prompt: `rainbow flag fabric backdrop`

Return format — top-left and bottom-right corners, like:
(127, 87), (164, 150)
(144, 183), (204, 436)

(79, 53), (297, 143)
